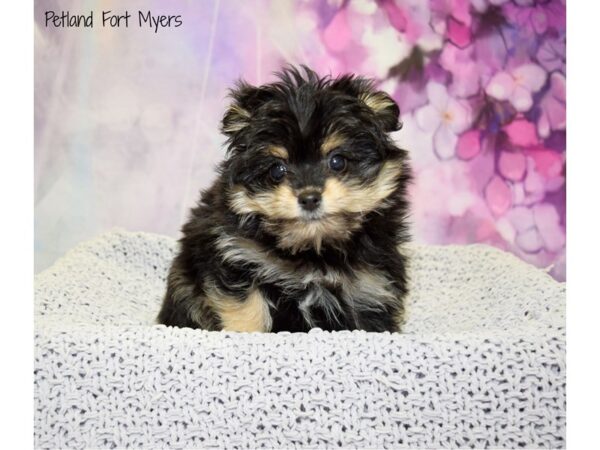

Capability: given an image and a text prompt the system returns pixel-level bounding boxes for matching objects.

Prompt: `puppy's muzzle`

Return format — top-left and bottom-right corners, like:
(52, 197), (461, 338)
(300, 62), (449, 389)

(298, 190), (322, 212)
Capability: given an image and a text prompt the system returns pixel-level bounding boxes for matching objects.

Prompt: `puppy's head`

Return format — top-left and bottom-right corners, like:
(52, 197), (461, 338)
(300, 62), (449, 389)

(221, 66), (406, 253)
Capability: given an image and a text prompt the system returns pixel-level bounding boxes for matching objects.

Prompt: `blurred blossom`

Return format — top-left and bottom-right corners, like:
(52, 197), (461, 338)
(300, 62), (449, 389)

(485, 175), (512, 216)
(415, 82), (472, 159)
(361, 25), (411, 78)
(349, 0), (378, 15)
(503, 118), (538, 147)
(504, 0), (566, 35)
(456, 130), (482, 160)
(498, 151), (526, 181)
(533, 203), (565, 252)
(439, 44), (480, 97)
(537, 72), (566, 138)
(485, 64), (546, 112)
(35, 0), (566, 280)
(322, 9), (353, 53)
(537, 36), (566, 73)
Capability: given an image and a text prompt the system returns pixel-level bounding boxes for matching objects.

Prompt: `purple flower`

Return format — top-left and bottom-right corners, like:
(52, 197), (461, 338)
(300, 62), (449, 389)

(415, 82), (472, 159)
(485, 64), (547, 112)
(439, 44), (480, 98)
(537, 36), (566, 73)
(537, 72), (566, 138)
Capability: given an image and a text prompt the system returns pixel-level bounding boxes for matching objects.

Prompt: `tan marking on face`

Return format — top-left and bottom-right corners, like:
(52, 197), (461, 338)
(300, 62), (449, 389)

(267, 146), (289, 160)
(359, 92), (395, 114)
(206, 288), (272, 332)
(321, 132), (346, 156)
(271, 215), (361, 254)
(228, 161), (401, 253)
(322, 160), (403, 215)
(229, 184), (299, 220)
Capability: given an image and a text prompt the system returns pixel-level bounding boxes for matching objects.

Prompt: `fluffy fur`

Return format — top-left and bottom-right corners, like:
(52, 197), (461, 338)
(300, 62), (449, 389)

(158, 66), (411, 332)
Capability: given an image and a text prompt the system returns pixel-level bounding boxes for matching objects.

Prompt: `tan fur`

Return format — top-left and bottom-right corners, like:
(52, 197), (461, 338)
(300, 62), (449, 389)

(272, 215), (360, 254)
(227, 161), (400, 253)
(348, 269), (398, 307)
(215, 233), (345, 287)
(229, 161), (400, 221)
(213, 232), (403, 329)
(229, 184), (299, 220)
(320, 132), (346, 155)
(205, 287), (272, 332)
(322, 160), (402, 215)
(359, 92), (395, 114)
(267, 145), (289, 160)
(222, 105), (251, 133)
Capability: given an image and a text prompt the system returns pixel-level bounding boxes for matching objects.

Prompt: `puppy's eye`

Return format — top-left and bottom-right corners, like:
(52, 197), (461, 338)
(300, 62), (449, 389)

(329, 155), (346, 172)
(269, 162), (287, 182)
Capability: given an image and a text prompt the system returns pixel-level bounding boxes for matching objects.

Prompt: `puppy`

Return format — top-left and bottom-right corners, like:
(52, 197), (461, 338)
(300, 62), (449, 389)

(158, 66), (411, 332)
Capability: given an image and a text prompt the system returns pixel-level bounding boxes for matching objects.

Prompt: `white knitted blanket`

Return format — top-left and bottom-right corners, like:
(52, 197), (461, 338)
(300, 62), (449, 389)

(34, 230), (565, 449)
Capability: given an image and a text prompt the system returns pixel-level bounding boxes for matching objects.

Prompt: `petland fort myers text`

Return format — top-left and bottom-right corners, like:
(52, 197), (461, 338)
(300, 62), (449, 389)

(44, 10), (182, 33)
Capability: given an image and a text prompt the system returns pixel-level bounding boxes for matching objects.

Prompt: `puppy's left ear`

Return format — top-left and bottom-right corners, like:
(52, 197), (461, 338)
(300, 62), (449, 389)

(221, 81), (271, 138)
(358, 90), (402, 133)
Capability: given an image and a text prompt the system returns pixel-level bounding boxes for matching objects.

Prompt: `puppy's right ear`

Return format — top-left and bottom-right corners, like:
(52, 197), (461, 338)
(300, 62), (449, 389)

(221, 81), (270, 138)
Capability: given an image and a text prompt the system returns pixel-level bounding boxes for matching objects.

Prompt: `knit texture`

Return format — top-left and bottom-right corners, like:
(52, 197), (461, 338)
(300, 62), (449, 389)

(34, 230), (565, 449)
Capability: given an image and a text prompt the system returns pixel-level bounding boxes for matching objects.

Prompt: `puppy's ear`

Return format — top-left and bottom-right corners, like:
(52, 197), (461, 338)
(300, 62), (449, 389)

(358, 90), (402, 132)
(221, 81), (270, 137)
(331, 75), (402, 132)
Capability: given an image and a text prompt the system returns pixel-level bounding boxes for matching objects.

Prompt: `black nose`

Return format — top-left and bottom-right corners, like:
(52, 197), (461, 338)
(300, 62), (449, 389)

(298, 191), (322, 211)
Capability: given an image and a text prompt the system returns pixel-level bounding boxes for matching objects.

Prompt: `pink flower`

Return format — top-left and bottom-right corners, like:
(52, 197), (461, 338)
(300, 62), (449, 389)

(512, 154), (563, 207)
(380, 0), (408, 32)
(474, 30), (508, 79)
(439, 44), (480, 97)
(503, 118), (539, 147)
(393, 79), (429, 114)
(537, 73), (566, 138)
(485, 64), (547, 112)
(498, 151), (527, 181)
(515, 227), (543, 253)
(415, 82), (472, 159)
(533, 203), (565, 252)
(509, 202), (565, 254)
(431, 0), (472, 28)
(456, 130), (482, 160)
(521, 147), (565, 195)
(322, 9), (352, 53)
(381, 0), (442, 51)
(504, 0), (566, 35)
(485, 175), (512, 217)
(524, 148), (564, 179)
(446, 17), (471, 48)
(507, 206), (535, 234)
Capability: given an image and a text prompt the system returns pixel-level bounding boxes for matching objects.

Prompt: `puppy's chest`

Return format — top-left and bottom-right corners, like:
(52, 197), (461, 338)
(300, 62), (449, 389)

(260, 263), (397, 332)
(217, 235), (400, 330)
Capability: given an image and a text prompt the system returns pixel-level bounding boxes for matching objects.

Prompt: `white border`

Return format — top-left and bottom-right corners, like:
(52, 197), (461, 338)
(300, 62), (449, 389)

(1, 0), (594, 447)
(567, 1), (600, 448)
(0, 1), (33, 447)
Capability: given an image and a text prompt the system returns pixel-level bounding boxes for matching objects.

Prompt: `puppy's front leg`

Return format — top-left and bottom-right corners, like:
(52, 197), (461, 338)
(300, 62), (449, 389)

(208, 288), (273, 332)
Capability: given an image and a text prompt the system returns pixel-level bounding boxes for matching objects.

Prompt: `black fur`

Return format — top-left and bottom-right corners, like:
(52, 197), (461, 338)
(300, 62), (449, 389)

(158, 66), (411, 332)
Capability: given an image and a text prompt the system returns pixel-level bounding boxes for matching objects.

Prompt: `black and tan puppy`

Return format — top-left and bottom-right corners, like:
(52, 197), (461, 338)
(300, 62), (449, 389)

(158, 66), (411, 332)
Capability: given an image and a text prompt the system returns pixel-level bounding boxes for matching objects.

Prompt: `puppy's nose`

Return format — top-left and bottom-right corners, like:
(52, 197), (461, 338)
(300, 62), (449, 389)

(298, 191), (322, 211)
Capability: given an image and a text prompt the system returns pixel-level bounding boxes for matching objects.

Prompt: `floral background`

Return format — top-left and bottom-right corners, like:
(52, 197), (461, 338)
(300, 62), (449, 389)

(35, 0), (566, 279)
